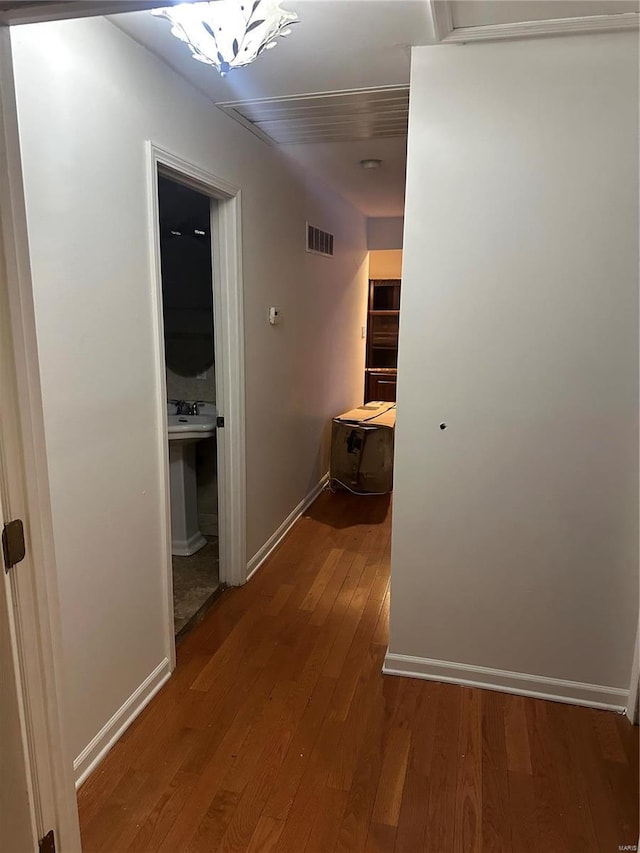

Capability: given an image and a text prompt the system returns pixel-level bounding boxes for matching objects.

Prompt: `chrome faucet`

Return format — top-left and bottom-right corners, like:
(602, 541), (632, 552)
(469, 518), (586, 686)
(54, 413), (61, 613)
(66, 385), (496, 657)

(171, 400), (204, 415)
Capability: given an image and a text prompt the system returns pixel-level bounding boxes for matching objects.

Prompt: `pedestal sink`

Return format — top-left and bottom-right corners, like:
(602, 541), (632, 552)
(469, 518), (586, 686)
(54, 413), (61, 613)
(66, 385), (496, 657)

(168, 404), (216, 556)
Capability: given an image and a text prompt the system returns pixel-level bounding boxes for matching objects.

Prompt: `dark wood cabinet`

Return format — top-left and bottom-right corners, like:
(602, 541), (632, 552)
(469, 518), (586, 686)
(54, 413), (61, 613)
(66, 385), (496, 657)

(367, 370), (397, 402)
(365, 279), (400, 402)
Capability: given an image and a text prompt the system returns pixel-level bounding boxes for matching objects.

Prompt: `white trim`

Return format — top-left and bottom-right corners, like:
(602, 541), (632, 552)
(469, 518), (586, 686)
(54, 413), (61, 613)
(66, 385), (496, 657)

(428, 1), (639, 44)
(627, 622), (639, 724)
(246, 474), (328, 582)
(146, 142), (247, 674)
(0, 506), (38, 850)
(0, 26), (81, 850)
(145, 150), (176, 672)
(210, 183), (247, 588)
(429, 0), (454, 42)
(171, 530), (207, 558)
(383, 652), (628, 712)
(214, 104), (274, 147)
(444, 13), (639, 42)
(74, 658), (171, 788)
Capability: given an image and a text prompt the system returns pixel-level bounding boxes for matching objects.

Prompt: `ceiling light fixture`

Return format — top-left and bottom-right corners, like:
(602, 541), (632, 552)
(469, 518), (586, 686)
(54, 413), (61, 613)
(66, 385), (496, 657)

(152, 0), (298, 77)
(360, 158), (383, 169)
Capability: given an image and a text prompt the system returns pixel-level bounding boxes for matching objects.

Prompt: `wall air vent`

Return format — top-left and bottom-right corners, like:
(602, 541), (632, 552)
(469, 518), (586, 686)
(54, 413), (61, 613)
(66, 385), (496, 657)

(216, 85), (409, 146)
(306, 223), (334, 257)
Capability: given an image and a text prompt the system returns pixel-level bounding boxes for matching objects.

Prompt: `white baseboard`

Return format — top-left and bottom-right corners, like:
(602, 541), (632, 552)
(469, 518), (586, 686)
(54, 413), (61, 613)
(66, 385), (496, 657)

(246, 473), (328, 583)
(74, 657), (172, 787)
(172, 530), (207, 557)
(383, 652), (628, 712)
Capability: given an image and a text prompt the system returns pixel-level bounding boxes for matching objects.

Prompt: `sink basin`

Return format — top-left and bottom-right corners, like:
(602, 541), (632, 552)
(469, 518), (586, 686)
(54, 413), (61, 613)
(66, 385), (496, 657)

(166, 403), (217, 556)
(168, 414), (216, 441)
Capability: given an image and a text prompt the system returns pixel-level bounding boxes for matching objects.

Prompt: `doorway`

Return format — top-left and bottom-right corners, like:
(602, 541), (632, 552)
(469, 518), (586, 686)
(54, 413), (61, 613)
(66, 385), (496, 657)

(157, 175), (222, 636)
(147, 143), (247, 659)
(364, 249), (403, 403)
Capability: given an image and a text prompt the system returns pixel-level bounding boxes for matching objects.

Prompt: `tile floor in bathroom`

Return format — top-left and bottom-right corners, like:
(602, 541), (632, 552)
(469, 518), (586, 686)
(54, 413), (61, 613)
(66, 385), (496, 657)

(172, 536), (220, 636)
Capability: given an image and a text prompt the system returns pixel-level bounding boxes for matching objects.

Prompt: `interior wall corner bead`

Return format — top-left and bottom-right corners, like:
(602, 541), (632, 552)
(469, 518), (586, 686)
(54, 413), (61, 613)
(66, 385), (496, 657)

(429, 0), (454, 42)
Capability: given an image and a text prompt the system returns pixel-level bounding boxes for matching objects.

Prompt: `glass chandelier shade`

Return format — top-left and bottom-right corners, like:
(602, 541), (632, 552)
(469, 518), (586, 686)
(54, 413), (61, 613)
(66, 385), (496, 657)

(152, 0), (298, 76)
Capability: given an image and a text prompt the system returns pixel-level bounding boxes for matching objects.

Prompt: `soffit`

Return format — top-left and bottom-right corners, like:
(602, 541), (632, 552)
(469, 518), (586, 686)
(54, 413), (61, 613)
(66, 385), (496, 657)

(452, 0), (639, 27)
(431, 0), (639, 42)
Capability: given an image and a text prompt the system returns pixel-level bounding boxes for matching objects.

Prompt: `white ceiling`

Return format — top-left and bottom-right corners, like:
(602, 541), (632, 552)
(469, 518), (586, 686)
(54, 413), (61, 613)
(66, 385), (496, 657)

(109, 1), (426, 218)
(111, 1), (430, 104)
(108, 0), (638, 218)
(281, 136), (408, 217)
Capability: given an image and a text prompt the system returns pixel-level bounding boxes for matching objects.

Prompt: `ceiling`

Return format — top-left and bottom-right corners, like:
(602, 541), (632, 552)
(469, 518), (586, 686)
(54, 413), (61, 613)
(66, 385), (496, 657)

(216, 86), (410, 146)
(109, 1), (428, 218)
(58, 0), (627, 218)
(111, 2), (430, 105)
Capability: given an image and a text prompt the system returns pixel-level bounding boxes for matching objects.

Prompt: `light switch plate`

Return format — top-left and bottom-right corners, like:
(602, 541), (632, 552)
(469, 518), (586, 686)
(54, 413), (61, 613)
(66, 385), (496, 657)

(269, 306), (281, 325)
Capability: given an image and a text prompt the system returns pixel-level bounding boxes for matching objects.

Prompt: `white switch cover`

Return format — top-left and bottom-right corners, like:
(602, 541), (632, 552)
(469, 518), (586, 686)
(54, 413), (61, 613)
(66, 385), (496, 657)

(269, 306), (281, 325)
(361, 325), (366, 339)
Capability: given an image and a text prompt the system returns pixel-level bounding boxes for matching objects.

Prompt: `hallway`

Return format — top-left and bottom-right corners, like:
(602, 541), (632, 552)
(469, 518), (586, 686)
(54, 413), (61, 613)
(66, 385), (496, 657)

(77, 491), (638, 852)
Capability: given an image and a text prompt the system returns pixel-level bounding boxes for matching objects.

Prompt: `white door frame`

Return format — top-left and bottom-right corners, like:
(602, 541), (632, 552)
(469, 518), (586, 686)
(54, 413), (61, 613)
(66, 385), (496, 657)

(146, 143), (247, 659)
(0, 25), (81, 852)
(0, 486), (38, 853)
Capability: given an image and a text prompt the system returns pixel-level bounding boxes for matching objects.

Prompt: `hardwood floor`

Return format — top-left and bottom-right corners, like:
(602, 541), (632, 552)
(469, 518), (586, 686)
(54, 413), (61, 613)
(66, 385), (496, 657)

(78, 490), (639, 852)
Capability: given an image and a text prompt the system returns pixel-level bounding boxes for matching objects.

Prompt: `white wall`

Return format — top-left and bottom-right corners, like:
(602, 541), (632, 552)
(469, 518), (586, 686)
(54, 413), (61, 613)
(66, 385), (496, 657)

(389, 34), (639, 707)
(367, 216), (404, 250)
(11, 17), (368, 773)
(369, 249), (402, 280)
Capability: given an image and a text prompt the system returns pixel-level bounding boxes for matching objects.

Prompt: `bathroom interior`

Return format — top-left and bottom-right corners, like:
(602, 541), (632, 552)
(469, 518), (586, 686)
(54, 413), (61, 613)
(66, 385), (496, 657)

(158, 174), (222, 636)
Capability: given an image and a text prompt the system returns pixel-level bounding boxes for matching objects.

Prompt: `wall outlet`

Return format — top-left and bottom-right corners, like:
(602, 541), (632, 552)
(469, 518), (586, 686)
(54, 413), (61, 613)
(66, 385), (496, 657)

(361, 325), (366, 339)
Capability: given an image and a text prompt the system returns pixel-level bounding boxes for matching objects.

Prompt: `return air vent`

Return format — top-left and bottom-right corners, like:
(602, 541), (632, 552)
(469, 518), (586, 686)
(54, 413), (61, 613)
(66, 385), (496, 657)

(216, 86), (409, 146)
(306, 223), (334, 257)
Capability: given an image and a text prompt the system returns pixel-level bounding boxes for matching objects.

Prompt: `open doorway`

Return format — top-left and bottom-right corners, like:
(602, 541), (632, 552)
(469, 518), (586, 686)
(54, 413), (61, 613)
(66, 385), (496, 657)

(364, 249), (403, 403)
(147, 143), (248, 658)
(157, 175), (222, 636)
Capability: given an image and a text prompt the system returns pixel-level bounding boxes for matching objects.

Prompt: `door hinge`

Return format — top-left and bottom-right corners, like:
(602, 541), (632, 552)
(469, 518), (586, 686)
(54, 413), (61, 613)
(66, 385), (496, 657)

(2, 519), (25, 573)
(216, 416), (224, 428)
(39, 830), (56, 853)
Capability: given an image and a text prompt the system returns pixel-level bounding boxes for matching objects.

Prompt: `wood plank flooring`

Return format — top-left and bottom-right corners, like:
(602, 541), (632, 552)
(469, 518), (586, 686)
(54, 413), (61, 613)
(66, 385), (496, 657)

(78, 490), (639, 852)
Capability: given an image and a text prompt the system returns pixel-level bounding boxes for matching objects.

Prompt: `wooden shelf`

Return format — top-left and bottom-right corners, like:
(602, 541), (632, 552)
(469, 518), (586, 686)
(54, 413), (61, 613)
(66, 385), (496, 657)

(365, 279), (401, 403)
